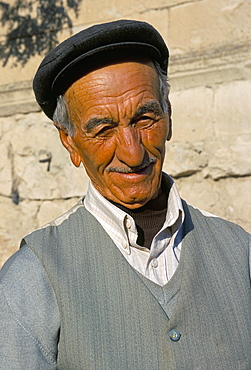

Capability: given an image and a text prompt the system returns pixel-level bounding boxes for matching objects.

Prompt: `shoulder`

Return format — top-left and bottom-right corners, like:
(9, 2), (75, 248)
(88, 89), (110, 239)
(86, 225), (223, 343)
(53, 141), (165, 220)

(22, 199), (91, 249)
(182, 200), (250, 260)
(20, 200), (108, 276)
(184, 200), (249, 236)
(180, 201), (251, 282)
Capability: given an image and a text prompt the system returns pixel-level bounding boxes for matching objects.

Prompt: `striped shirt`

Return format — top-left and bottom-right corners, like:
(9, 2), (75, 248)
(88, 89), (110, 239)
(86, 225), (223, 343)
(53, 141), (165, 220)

(84, 173), (184, 286)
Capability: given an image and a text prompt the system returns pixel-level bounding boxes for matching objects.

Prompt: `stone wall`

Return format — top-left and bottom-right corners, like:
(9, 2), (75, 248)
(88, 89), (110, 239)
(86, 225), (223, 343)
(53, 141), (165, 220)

(0, 0), (250, 266)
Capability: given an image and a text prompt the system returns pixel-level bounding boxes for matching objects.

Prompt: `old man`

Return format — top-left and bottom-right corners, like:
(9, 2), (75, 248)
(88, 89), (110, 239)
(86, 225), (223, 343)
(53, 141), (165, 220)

(1, 20), (251, 369)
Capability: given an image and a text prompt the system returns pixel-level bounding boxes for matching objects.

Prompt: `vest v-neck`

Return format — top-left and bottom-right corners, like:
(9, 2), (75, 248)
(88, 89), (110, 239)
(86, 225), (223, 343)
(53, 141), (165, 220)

(134, 257), (183, 318)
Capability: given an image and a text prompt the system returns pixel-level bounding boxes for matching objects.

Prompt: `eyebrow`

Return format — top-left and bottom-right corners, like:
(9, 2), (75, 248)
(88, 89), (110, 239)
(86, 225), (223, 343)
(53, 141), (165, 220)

(84, 100), (163, 133)
(133, 100), (163, 119)
(84, 117), (114, 133)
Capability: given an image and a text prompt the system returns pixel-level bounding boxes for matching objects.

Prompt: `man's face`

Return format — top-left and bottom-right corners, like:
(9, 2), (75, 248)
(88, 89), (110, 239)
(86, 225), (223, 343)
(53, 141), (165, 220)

(61, 60), (172, 209)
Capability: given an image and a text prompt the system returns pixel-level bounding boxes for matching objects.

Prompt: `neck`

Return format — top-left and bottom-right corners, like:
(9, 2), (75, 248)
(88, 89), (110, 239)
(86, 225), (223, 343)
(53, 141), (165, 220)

(109, 180), (170, 249)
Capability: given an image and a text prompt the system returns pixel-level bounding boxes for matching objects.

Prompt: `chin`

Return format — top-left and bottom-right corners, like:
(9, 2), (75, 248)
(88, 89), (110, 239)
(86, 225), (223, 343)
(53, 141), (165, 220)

(114, 192), (156, 209)
(123, 202), (149, 210)
(100, 177), (161, 208)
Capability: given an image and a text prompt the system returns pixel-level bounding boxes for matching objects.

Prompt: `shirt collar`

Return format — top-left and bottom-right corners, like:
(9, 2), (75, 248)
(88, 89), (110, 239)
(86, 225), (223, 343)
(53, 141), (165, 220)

(84, 173), (184, 253)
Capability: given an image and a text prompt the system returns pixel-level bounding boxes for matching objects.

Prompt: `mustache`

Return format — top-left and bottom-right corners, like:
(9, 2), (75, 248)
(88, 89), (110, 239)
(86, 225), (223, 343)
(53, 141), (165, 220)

(105, 157), (157, 173)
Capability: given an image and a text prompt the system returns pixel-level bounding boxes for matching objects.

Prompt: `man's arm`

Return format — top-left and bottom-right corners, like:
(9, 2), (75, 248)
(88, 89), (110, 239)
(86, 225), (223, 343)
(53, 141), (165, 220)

(0, 245), (60, 369)
(249, 232), (251, 281)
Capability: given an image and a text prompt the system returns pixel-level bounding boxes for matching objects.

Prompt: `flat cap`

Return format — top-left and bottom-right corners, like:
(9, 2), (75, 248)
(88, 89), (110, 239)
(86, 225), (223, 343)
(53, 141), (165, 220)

(33, 19), (169, 120)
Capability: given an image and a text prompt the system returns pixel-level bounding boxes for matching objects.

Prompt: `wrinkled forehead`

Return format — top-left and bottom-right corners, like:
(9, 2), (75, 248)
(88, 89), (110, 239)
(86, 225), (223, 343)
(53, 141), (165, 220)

(64, 59), (161, 117)
(65, 57), (158, 94)
(59, 54), (161, 112)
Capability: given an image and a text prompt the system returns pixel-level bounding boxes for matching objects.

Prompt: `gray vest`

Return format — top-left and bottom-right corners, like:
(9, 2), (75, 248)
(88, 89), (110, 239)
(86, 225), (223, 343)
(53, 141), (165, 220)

(24, 201), (251, 369)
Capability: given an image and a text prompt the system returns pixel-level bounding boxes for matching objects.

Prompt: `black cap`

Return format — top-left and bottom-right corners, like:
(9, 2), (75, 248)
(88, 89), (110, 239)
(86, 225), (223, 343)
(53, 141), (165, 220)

(33, 19), (169, 120)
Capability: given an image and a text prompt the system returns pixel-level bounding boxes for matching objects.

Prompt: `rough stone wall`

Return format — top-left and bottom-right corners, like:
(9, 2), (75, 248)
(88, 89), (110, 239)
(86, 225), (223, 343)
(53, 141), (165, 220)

(0, 0), (250, 266)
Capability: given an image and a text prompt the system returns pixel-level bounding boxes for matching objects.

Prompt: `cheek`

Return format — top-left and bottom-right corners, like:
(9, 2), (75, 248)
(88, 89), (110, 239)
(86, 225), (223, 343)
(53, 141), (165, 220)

(77, 139), (115, 173)
(142, 125), (168, 154)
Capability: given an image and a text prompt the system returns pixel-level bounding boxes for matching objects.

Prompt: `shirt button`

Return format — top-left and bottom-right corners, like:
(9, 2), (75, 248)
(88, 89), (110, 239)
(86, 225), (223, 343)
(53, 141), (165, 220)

(122, 242), (128, 249)
(125, 218), (131, 229)
(169, 329), (181, 342)
(151, 258), (158, 268)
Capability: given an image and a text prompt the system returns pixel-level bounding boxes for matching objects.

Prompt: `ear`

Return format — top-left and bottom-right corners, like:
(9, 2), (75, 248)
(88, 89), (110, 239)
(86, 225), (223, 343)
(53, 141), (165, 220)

(166, 98), (172, 141)
(167, 116), (172, 141)
(56, 124), (82, 167)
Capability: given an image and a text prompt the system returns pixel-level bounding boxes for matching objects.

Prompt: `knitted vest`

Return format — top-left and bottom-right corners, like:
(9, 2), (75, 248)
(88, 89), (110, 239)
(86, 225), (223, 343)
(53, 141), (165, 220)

(24, 201), (251, 369)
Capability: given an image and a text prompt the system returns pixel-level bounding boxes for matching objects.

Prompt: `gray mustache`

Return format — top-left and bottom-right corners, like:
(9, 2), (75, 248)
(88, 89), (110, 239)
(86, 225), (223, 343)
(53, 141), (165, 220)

(106, 157), (157, 173)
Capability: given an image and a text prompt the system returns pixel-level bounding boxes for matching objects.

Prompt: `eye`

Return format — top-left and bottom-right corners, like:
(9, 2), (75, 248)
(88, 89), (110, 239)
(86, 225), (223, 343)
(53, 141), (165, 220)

(93, 123), (117, 138)
(84, 118), (116, 138)
(136, 114), (157, 129)
(140, 115), (152, 120)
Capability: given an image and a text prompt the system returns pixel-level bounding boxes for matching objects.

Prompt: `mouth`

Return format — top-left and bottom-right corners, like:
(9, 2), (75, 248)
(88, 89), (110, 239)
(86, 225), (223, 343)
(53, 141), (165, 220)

(106, 157), (157, 175)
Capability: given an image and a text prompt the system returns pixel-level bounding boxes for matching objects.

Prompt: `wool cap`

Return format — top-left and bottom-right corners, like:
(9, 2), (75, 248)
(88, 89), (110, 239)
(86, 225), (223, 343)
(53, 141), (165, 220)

(33, 19), (169, 120)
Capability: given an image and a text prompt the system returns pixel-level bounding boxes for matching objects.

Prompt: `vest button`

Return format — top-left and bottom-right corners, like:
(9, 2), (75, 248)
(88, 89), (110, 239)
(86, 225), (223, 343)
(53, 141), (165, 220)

(169, 329), (181, 341)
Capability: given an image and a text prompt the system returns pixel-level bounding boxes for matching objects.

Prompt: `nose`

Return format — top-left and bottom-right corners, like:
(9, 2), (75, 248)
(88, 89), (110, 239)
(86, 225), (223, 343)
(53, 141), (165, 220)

(115, 126), (146, 167)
